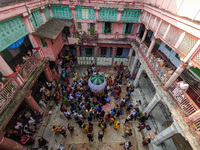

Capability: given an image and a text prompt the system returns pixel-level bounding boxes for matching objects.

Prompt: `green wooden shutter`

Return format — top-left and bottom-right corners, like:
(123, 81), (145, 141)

(102, 22), (105, 34)
(99, 8), (118, 21)
(44, 6), (51, 21)
(111, 23), (113, 34)
(131, 24), (134, 34)
(51, 5), (72, 19)
(123, 23), (126, 35)
(75, 6), (95, 20)
(0, 16), (28, 51)
(32, 9), (43, 28)
(121, 9), (141, 22)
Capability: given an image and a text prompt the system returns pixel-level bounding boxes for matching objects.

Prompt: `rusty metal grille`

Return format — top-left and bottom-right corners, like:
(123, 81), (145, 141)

(165, 25), (182, 46)
(193, 52), (200, 64)
(149, 15), (155, 29)
(158, 21), (168, 37)
(177, 34), (197, 55)
(143, 12), (150, 25)
(153, 17), (160, 31)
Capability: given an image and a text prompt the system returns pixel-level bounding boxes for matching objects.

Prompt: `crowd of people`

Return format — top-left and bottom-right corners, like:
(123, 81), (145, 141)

(5, 53), (152, 150)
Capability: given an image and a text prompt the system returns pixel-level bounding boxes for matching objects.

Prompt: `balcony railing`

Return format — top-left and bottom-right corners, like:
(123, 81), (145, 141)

(168, 83), (199, 116)
(148, 54), (170, 84)
(17, 50), (42, 83)
(0, 77), (20, 114)
(74, 31), (98, 44)
(0, 50), (43, 114)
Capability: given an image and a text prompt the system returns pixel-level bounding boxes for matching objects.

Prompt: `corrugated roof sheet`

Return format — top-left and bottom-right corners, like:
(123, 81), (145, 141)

(32, 18), (73, 39)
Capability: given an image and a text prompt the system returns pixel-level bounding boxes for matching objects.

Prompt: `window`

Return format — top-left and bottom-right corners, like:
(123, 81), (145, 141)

(51, 39), (55, 45)
(76, 22), (82, 30)
(165, 45), (172, 51)
(123, 23), (134, 35)
(103, 22), (112, 34)
(88, 23), (95, 35)
(86, 48), (93, 57)
(40, 38), (47, 47)
(116, 48), (123, 56)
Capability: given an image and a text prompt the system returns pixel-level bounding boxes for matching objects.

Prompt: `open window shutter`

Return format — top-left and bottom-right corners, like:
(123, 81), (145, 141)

(123, 23), (126, 35)
(131, 24), (134, 34)
(111, 23), (113, 34)
(102, 22), (105, 34)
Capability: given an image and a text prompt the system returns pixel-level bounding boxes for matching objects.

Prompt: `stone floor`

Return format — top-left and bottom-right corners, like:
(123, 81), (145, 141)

(30, 65), (190, 150)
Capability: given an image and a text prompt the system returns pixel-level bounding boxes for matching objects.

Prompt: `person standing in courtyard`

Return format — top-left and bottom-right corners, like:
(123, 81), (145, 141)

(98, 130), (104, 141)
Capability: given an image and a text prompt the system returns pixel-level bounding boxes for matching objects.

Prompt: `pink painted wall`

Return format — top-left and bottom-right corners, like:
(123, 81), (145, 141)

(34, 33), (63, 61)
(112, 23), (124, 34)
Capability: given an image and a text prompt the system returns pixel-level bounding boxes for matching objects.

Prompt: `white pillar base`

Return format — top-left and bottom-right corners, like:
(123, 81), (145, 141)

(144, 93), (161, 114)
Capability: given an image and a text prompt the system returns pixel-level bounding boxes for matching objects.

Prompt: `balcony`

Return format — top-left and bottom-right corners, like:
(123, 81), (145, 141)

(135, 36), (200, 133)
(74, 31), (98, 45)
(0, 49), (46, 115)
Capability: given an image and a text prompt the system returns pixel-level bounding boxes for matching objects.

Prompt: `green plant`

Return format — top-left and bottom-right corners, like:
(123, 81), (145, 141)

(88, 28), (96, 35)
(105, 27), (110, 34)
(83, 31), (87, 35)
(161, 82), (165, 86)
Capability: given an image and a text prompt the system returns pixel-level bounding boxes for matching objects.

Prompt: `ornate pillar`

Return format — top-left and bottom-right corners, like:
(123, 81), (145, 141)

(130, 54), (138, 75)
(94, 7), (100, 21)
(141, 28), (148, 42)
(76, 46), (80, 57)
(112, 47), (117, 66)
(117, 8), (123, 21)
(0, 55), (14, 78)
(0, 136), (27, 150)
(25, 91), (44, 115)
(153, 120), (184, 145)
(133, 65), (144, 87)
(44, 64), (53, 81)
(40, 6), (46, 23)
(164, 62), (187, 89)
(144, 93), (161, 114)
(146, 36), (156, 58)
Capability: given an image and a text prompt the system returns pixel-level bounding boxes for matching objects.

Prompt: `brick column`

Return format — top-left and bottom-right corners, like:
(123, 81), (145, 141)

(25, 91), (44, 115)
(40, 6), (46, 23)
(112, 47), (117, 66)
(44, 64), (53, 81)
(0, 136), (27, 150)
(117, 8), (123, 21)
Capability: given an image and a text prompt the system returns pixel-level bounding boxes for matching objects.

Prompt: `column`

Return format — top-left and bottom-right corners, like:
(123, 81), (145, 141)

(133, 65), (144, 87)
(94, 46), (99, 65)
(0, 55), (14, 78)
(94, 7), (100, 21)
(117, 8), (123, 21)
(141, 28), (148, 42)
(44, 64), (53, 81)
(146, 36), (156, 58)
(128, 48), (134, 66)
(70, 6), (76, 20)
(40, 6), (47, 23)
(49, 5), (53, 18)
(164, 62), (187, 89)
(76, 46), (80, 57)
(22, 12), (34, 33)
(0, 136), (27, 150)
(130, 54), (138, 75)
(153, 121), (184, 145)
(112, 47), (117, 66)
(144, 93), (161, 114)
(25, 91), (44, 115)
